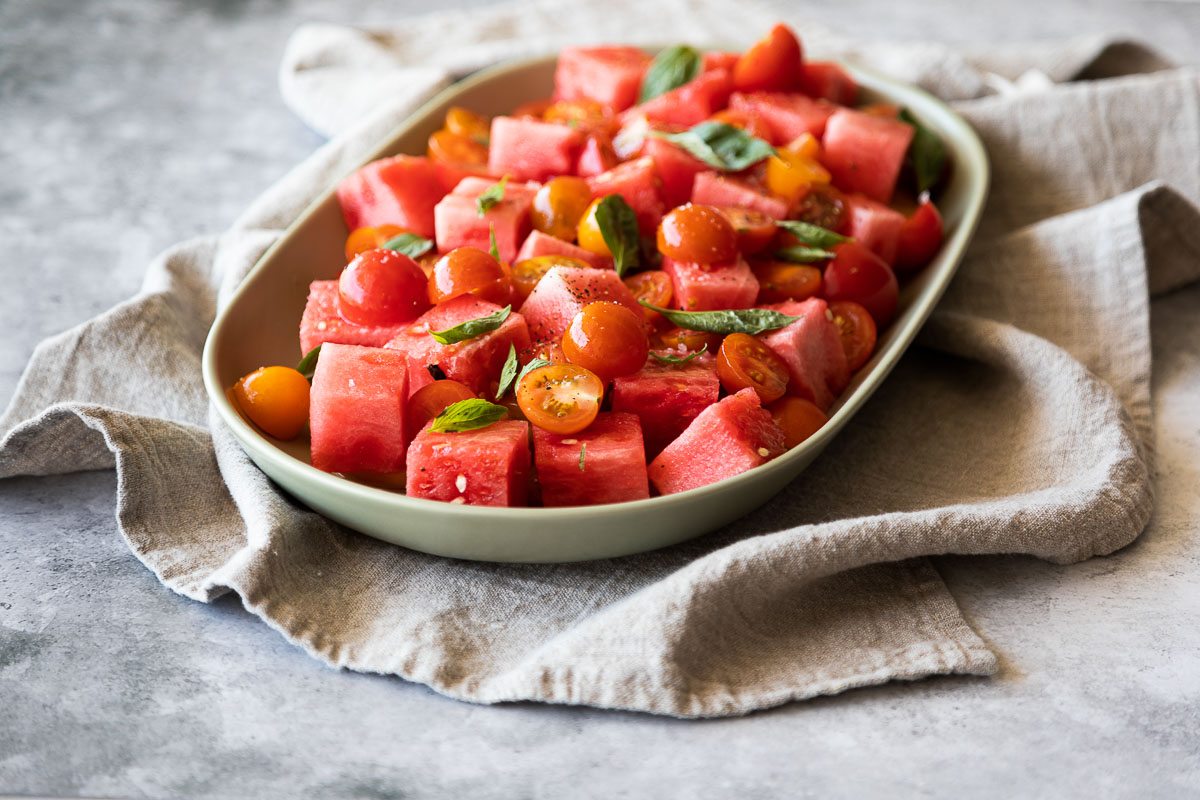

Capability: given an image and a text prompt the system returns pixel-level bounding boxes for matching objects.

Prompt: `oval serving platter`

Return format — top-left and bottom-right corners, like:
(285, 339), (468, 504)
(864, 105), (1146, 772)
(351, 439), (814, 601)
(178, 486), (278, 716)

(201, 53), (988, 563)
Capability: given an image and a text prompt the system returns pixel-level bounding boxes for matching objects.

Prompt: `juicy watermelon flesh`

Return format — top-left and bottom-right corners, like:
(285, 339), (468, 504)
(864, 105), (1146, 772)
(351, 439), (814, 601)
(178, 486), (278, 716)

(488, 116), (586, 182)
(799, 61), (859, 106)
(434, 179), (534, 264)
(309, 343), (410, 474)
(691, 171), (789, 220)
(611, 356), (721, 457)
(585, 156), (666, 233)
(336, 155), (447, 239)
(729, 91), (836, 143)
(533, 412), (650, 506)
(575, 134), (620, 177)
(822, 108), (914, 204)
(406, 419), (531, 507)
(648, 388), (786, 495)
(663, 255), (759, 311)
(554, 46), (651, 112)
(844, 192), (906, 266)
(519, 266), (642, 343)
(633, 68), (733, 128)
(643, 136), (710, 208)
(299, 280), (412, 357)
(515, 230), (613, 270)
(758, 298), (850, 411)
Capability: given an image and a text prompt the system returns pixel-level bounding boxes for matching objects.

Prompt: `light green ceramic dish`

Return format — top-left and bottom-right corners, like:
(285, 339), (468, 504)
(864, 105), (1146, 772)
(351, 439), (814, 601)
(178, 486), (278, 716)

(201, 54), (988, 563)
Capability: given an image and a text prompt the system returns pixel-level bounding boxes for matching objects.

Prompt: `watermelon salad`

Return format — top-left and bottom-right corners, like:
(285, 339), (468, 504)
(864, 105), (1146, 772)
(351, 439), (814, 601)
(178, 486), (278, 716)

(229, 22), (949, 509)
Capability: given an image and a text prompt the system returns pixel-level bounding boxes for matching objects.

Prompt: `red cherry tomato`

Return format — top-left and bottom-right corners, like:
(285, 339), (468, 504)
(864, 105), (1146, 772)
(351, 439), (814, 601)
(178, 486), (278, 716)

(733, 23), (803, 93)
(716, 333), (790, 404)
(657, 204), (739, 264)
(427, 247), (512, 306)
(753, 260), (821, 303)
(516, 363), (604, 435)
(562, 301), (649, 381)
(623, 270), (674, 323)
(793, 184), (848, 233)
(338, 249), (430, 326)
(407, 379), (477, 437)
(768, 396), (828, 449)
(827, 300), (877, 372)
(822, 242), (899, 326)
(232, 366), (311, 440)
(895, 198), (944, 271)
(718, 207), (777, 254)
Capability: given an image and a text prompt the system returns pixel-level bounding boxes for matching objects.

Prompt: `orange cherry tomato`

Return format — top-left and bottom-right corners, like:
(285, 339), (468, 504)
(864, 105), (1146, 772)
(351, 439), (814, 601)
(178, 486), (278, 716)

(828, 300), (877, 372)
(562, 301), (649, 381)
(765, 147), (832, 203)
(859, 103), (901, 118)
(656, 204), (739, 264)
(516, 363), (604, 435)
(232, 366), (311, 440)
(523, 339), (569, 365)
(444, 107), (490, 142)
(792, 184), (848, 233)
(623, 270), (674, 323)
(427, 129), (488, 168)
(717, 207), (777, 254)
(512, 255), (590, 304)
(531, 176), (593, 241)
(543, 100), (614, 134)
(339, 249), (430, 326)
(343, 224), (407, 262)
(427, 247), (512, 306)
(753, 260), (821, 303)
(709, 109), (773, 142)
(733, 23), (803, 93)
(716, 333), (790, 404)
(407, 379), (476, 437)
(659, 327), (722, 354)
(768, 396), (829, 449)
(512, 98), (554, 118)
(577, 196), (612, 257)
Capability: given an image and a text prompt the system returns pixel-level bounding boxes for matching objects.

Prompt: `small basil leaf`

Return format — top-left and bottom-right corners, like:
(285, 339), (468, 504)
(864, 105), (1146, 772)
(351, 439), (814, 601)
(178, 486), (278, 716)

(488, 223), (500, 261)
(649, 122), (775, 171)
(494, 344), (520, 400)
(649, 344), (708, 364)
(578, 441), (587, 472)
(594, 194), (639, 277)
(638, 301), (803, 335)
(774, 245), (836, 264)
(429, 305), (512, 345)
(476, 175), (509, 217)
(899, 108), (947, 194)
(776, 220), (850, 249)
(426, 364), (447, 381)
(380, 232), (434, 259)
(639, 45), (702, 104)
(513, 357), (553, 394)
(429, 398), (508, 433)
(296, 344), (321, 382)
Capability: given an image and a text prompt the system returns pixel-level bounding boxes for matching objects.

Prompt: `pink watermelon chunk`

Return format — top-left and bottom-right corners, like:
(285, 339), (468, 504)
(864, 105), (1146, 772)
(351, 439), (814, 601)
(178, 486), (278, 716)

(406, 419), (531, 507)
(518, 265), (642, 342)
(798, 61), (859, 106)
(533, 412), (650, 506)
(648, 388), (786, 495)
(691, 171), (789, 220)
(634, 68), (733, 128)
(449, 175), (540, 201)
(729, 91), (836, 143)
(758, 298), (850, 411)
(384, 296), (532, 398)
(575, 133), (620, 178)
(515, 230), (613, 270)
(554, 46), (652, 112)
(336, 155), (448, 239)
(822, 108), (914, 204)
(843, 192), (906, 266)
(585, 156), (666, 234)
(487, 116), (586, 182)
(434, 176), (537, 264)
(644, 136), (710, 208)
(309, 343), (409, 474)
(662, 255), (759, 311)
(299, 280), (412, 357)
(611, 355), (721, 456)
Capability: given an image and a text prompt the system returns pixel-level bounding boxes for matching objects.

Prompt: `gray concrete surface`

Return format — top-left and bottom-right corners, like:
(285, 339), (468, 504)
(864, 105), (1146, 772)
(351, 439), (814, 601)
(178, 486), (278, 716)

(2, 0), (1199, 797)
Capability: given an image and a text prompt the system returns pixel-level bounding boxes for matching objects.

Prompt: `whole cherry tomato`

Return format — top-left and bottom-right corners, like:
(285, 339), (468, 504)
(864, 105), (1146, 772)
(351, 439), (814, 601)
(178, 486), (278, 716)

(343, 224), (407, 262)
(822, 242), (899, 326)
(895, 198), (944, 271)
(562, 301), (649, 381)
(427, 129), (488, 168)
(516, 363), (604, 435)
(768, 396), (829, 449)
(753, 260), (821, 303)
(512, 255), (590, 304)
(716, 333), (790, 403)
(408, 379), (476, 438)
(657, 203), (739, 264)
(717, 207), (777, 254)
(443, 107), (490, 141)
(427, 247), (512, 306)
(233, 366), (311, 440)
(531, 176), (593, 241)
(623, 270), (674, 323)
(732, 23), (803, 93)
(827, 300), (877, 372)
(338, 249), (430, 326)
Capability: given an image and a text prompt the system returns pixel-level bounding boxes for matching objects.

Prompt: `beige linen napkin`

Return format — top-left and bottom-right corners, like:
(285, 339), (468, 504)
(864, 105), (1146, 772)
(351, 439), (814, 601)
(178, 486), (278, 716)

(3, 0), (1199, 717)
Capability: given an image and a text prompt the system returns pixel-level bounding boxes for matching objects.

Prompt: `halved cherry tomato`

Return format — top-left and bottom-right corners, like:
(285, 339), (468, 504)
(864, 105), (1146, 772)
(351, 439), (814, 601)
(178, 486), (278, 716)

(753, 261), (821, 303)
(658, 327), (722, 354)
(709, 109), (773, 142)
(822, 242), (899, 325)
(793, 184), (848, 232)
(344, 224), (406, 262)
(516, 363), (604, 435)
(768, 396), (828, 449)
(512, 255), (590, 304)
(543, 100), (614, 135)
(444, 107), (490, 142)
(732, 23), (803, 93)
(895, 198), (944, 271)
(338, 249), (431, 326)
(828, 300), (877, 372)
(233, 366), (311, 440)
(765, 145), (831, 203)
(562, 301), (649, 381)
(623, 270), (674, 323)
(717, 207), (777, 254)
(577, 197), (611, 257)
(407, 379), (476, 437)
(427, 129), (488, 168)
(657, 203), (739, 264)
(716, 333), (790, 404)
(427, 247), (512, 306)
(531, 176), (593, 241)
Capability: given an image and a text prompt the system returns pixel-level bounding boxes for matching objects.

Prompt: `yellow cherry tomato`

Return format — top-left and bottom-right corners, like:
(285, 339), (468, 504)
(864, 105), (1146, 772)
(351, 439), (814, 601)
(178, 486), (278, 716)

(232, 366), (311, 440)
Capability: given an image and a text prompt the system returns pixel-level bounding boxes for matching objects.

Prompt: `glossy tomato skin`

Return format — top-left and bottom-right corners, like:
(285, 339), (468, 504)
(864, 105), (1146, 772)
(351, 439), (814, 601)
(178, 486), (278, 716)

(828, 300), (877, 372)
(233, 366), (311, 440)
(718, 207), (777, 254)
(338, 248), (431, 326)
(623, 270), (674, 323)
(427, 129), (488, 168)
(822, 242), (899, 326)
(793, 184), (848, 233)
(516, 363), (604, 435)
(716, 333), (790, 404)
(733, 23), (803, 93)
(576, 197), (611, 257)
(768, 396), (828, 449)
(656, 204), (739, 264)
(344, 224), (406, 262)
(427, 247), (512, 306)
(895, 198), (944, 271)
(562, 301), (649, 382)
(531, 176), (593, 241)
(753, 260), (821, 303)
(444, 106), (490, 140)
(407, 379), (476, 438)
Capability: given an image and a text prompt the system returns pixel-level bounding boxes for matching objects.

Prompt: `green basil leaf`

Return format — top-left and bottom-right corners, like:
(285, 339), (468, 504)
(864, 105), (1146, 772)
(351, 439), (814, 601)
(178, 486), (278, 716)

(380, 232), (434, 259)
(429, 305), (512, 345)
(776, 220), (850, 249)
(476, 175), (508, 217)
(649, 344), (708, 364)
(578, 442), (587, 472)
(774, 245), (836, 264)
(488, 224), (500, 261)
(899, 108), (947, 194)
(429, 398), (509, 433)
(639, 45), (702, 103)
(594, 194), (640, 277)
(295, 344), (321, 382)
(494, 344), (520, 400)
(515, 357), (553, 393)
(649, 122), (775, 171)
(638, 302), (803, 335)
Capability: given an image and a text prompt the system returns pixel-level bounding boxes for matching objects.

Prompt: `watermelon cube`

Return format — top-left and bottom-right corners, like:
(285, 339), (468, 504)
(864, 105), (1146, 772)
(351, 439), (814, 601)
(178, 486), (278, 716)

(406, 419), (531, 507)
(575, 133), (620, 178)
(299, 280), (412, 357)
(384, 296), (532, 398)
(691, 171), (789, 220)
(449, 175), (540, 201)
(648, 388), (786, 495)
(634, 68), (733, 128)
(798, 61), (859, 106)
(644, 136), (710, 208)
(518, 265), (642, 342)
(309, 343), (409, 474)
(533, 412), (650, 506)
(336, 155), (448, 239)
(433, 176), (536, 264)
(611, 355), (721, 456)
(515, 230), (613, 270)
(487, 116), (586, 182)
(843, 192), (906, 266)
(822, 108), (914, 204)
(729, 91), (836, 143)
(554, 46), (652, 112)
(758, 298), (850, 411)
(662, 255), (759, 311)
(586, 156), (666, 234)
